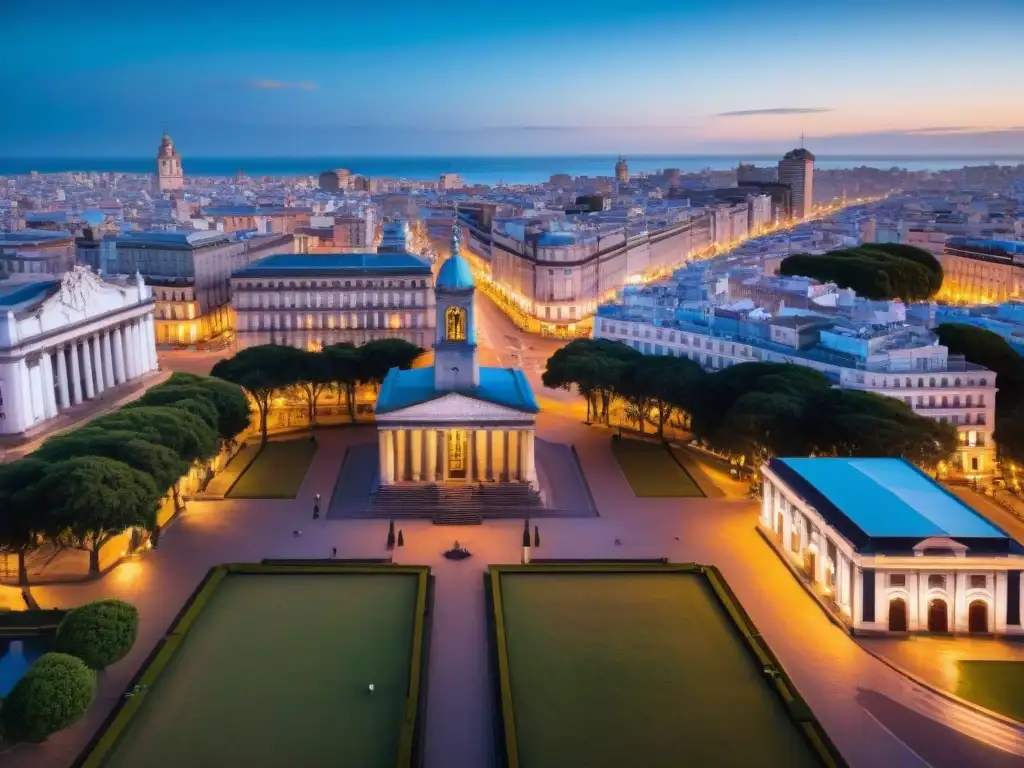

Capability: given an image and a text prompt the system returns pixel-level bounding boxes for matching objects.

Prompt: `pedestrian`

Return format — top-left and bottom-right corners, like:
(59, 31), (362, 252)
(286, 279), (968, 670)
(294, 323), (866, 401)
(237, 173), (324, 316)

(293, 529), (302, 537)
(331, 547), (337, 558)
(313, 504), (320, 519)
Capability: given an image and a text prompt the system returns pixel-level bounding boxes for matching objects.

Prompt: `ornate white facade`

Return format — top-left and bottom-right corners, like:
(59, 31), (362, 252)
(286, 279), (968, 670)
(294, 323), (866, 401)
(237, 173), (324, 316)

(0, 267), (159, 436)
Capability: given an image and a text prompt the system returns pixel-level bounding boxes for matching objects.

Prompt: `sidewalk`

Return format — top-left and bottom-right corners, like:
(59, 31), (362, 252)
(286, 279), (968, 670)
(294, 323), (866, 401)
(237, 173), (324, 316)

(0, 370), (170, 463)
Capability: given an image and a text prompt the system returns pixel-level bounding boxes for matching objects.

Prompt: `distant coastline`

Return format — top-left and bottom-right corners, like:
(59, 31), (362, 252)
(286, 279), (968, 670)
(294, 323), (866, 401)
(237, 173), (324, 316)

(2, 154), (1022, 186)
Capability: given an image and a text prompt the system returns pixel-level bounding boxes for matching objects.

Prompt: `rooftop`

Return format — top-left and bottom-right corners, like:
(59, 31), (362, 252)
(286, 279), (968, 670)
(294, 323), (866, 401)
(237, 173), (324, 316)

(110, 230), (231, 248)
(769, 457), (1018, 554)
(0, 280), (58, 310)
(202, 206), (312, 216)
(0, 229), (74, 245)
(376, 366), (539, 414)
(234, 252), (432, 278)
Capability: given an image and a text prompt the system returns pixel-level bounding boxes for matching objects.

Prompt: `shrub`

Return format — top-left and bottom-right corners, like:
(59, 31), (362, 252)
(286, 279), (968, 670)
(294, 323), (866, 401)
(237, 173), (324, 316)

(55, 599), (139, 670)
(1, 653), (95, 743)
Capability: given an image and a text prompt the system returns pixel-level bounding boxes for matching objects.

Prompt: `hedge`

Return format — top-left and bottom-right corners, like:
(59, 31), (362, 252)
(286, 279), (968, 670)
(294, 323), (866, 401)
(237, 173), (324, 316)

(55, 599), (139, 671)
(1, 652), (96, 743)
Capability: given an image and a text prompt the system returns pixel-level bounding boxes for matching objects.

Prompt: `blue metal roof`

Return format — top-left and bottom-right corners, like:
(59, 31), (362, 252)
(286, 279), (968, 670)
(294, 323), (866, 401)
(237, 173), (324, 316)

(376, 365), (539, 414)
(436, 253), (475, 290)
(770, 457), (1017, 554)
(947, 237), (1024, 255)
(537, 231), (577, 246)
(234, 252), (432, 277)
(0, 280), (58, 309)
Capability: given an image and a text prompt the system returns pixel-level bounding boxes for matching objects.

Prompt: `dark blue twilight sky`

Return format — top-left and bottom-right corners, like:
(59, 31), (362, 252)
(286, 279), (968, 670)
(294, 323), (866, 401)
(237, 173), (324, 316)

(2, 0), (1023, 157)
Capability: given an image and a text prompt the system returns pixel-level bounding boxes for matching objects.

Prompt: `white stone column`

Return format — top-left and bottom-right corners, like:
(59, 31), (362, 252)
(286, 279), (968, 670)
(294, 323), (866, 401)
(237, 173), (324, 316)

(144, 316), (158, 371)
(425, 429), (437, 483)
(131, 321), (146, 375)
(508, 430), (520, 481)
(56, 347), (70, 410)
(441, 430), (449, 480)
(410, 429), (422, 481)
(395, 429), (407, 483)
(378, 431), (389, 485)
(69, 342), (82, 405)
(124, 325), (138, 380)
(2, 360), (32, 432)
(475, 429), (487, 482)
(523, 429), (537, 488)
(466, 429), (475, 481)
(383, 430), (395, 485)
(93, 336), (107, 394)
(82, 340), (96, 399)
(112, 327), (126, 383)
(39, 352), (57, 419)
(100, 334), (114, 390)
(493, 429), (505, 481)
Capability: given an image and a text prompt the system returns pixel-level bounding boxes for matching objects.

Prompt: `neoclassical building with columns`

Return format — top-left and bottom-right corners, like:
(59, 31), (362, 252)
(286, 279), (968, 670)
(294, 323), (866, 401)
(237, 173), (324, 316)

(761, 457), (1024, 635)
(374, 222), (539, 487)
(0, 267), (159, 437)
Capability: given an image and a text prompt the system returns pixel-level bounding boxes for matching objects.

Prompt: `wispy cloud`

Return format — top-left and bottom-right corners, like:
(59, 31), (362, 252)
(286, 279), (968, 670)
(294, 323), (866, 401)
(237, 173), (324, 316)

(248, 80), (317, 90)
(717, 107), (832, 117)
(820, 125), (1024, 139)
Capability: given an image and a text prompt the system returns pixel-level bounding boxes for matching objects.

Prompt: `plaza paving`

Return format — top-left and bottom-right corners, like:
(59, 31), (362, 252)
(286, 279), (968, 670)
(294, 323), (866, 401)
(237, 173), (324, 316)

(4, 419), (1024, 768)
(3, 295), (1024, 767)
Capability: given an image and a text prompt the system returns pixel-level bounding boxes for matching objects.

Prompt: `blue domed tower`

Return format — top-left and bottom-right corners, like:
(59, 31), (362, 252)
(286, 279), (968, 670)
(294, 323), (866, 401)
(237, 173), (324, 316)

(433, 215), (479, 390)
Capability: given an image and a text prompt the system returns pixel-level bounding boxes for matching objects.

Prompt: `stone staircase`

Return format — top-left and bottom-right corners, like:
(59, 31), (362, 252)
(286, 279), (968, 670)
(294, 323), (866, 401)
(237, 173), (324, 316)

(366, 482), (543, 525)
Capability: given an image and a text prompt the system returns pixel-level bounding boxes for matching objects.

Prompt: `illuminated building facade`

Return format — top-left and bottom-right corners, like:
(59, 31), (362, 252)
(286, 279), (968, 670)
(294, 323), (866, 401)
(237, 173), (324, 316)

(374, 220), (538, 487)
(231, 251), (435, 350)
(778, 148), (815, 221)
(761, 457), (1024, 635)
(0, 267), (158, 436)
(938, 238), (1024, 304)
(101, 231), (250, 345)
(154, 132), (184, 193)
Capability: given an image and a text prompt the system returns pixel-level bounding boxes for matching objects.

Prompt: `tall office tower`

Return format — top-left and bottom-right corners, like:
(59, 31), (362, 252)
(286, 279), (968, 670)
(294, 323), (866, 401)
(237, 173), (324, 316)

(615, 157), (629, 183)
(777, 147), (815, 220)
(155, 131), (184, 193)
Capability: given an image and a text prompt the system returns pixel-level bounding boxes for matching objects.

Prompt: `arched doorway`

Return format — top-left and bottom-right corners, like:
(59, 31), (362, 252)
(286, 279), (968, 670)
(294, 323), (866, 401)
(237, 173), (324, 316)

(888, 598), (908, 632)
(928, 598), (949, 632)
(968, 600), (989, 633)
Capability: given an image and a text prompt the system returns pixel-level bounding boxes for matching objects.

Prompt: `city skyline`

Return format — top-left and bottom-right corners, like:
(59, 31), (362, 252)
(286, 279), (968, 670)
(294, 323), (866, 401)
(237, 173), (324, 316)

(3, 0), (1024, 157)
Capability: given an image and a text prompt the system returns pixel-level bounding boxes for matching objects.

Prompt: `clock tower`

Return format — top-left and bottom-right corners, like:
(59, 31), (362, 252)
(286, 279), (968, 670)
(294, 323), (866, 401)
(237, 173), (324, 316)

(155, 131), (184, 193)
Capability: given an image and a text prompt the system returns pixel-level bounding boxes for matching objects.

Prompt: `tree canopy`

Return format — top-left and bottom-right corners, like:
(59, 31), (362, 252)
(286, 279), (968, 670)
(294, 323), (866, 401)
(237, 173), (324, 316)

(357, 338), (424, 386)
(936, 323), (1024, 466)
(91, 405), (219, 465)
(0, 653), (95, 743)
(211, 344), (307, 440)
(0, 458), (54, 585)
(27, 457), (160, 573)
(779, 243), (943, 301)
(543, 342), (957, 470)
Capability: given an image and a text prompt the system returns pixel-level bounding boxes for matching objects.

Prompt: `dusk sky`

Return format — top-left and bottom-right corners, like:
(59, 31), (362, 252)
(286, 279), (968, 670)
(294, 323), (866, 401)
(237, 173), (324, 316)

(3, 0), (1023, 157)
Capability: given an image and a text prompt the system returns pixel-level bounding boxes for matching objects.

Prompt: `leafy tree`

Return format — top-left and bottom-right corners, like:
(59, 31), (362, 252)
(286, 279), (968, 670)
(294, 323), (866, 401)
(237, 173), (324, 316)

(780, 244), (941, 301)
(631, 355), (703, 437)
(293, 349), (334, 425)
(0, 458), (53, 586)
(357, 338), (423, 388)
(29, 457), (160, 574)
(35, 429), (188, 546)
(133, 384), (223, 437)
(324, 343), (361, 421)
(211, 345), (304, 441)
(91, 406), (218, 465)
(164, 373), (252, 441)
(542, 338), (639, 424)
(0, 653), (95, 743)
(55, 599), (139, 671)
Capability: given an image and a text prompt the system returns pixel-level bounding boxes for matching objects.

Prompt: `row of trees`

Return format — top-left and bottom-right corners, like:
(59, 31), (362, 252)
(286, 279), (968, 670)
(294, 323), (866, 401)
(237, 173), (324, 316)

(544, 339), (957, 468)
(936, 323), (1024, 465)
(0, 373), (250, 578)
(2, 599), (138, 743)
(211, 339), (422, 441)
(779, 243), (944, 301)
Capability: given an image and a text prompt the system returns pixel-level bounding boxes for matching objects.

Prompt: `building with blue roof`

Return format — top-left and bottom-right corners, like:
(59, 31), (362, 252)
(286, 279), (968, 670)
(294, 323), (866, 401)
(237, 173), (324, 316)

(231, 250), (436, 350)
(374, 219), (539, 489)
(761, 457), (1024, 636)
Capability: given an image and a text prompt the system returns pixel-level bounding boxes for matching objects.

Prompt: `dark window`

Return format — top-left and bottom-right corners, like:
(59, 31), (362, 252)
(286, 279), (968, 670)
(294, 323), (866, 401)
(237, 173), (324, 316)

(928, 574), (947, 590)
(969, 575), (987, 590)
(862, 570), (876, 623)
(889, 574), (906, 587)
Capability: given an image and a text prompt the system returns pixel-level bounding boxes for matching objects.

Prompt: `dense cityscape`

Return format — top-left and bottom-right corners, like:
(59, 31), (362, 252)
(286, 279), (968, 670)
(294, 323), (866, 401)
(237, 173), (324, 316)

(4, 1), (1024, 767)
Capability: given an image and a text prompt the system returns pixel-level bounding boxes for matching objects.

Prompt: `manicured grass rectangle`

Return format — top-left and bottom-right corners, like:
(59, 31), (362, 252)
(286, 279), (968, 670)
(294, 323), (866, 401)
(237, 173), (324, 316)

(611, 437), (704, 497)
(227, 438), (316, 498)
(957, 660), (1024, 722)
(89, 566), (427, 768)
(493, 566), (829, 768)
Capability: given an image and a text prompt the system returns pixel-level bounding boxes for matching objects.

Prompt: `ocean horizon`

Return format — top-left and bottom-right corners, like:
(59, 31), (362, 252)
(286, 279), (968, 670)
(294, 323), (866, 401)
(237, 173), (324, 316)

(2, 154), (1022, 186)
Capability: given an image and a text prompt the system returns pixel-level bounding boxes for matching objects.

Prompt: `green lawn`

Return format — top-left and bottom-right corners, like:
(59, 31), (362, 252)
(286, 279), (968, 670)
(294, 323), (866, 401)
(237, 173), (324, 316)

(227, 438), (317, 498)
(611, 437), (704, 497)
(98, 571), (423, 768)
(496, 570), (823, 768)
(957, 660), (1024, 722)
